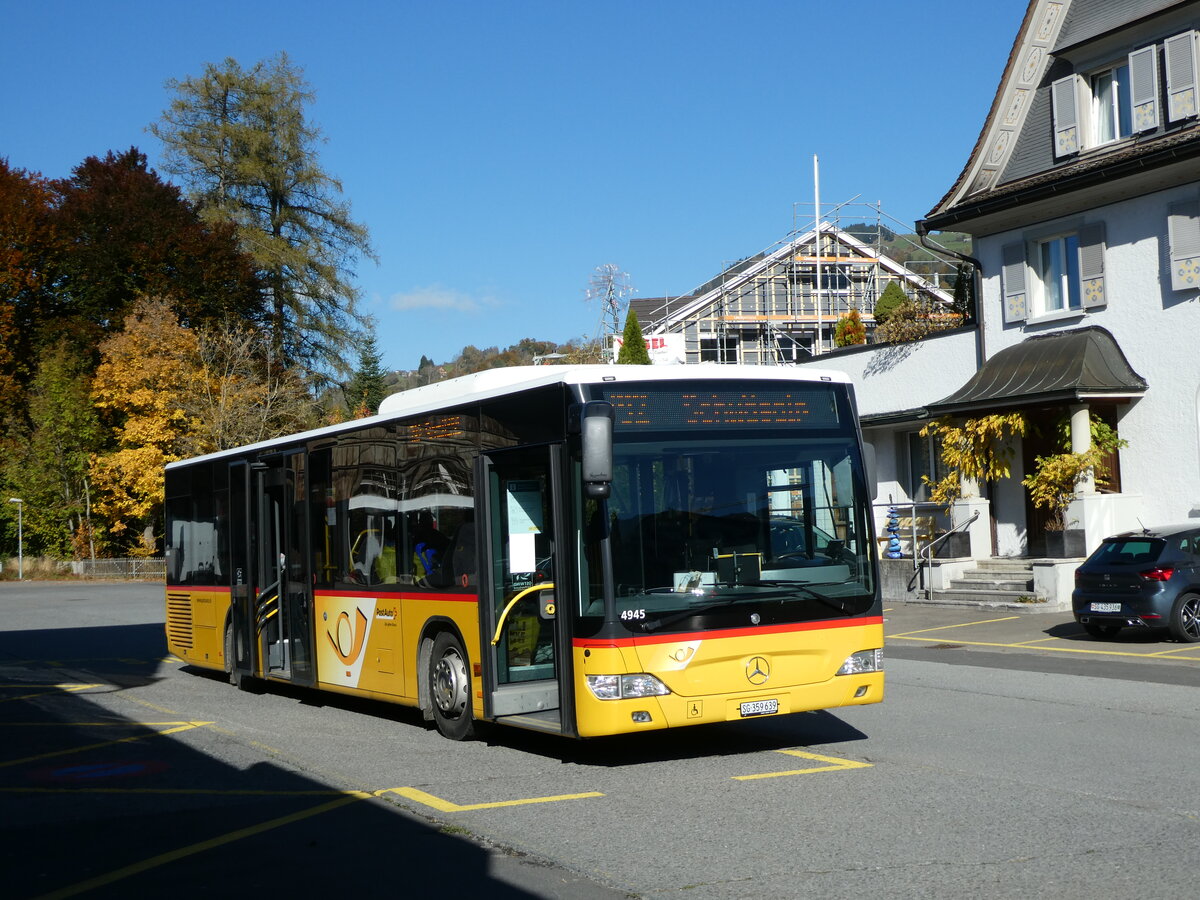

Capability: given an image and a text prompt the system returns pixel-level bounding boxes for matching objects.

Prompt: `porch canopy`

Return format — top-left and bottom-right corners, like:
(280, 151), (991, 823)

(925, 326), (1147, 417)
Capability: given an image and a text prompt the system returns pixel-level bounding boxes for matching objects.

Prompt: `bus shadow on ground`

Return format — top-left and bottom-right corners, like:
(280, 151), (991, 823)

(0, 622), (169, 688)
(177, 668), (866, 768)
(493, 710), (870, 768)
(0, 671), (571, 899)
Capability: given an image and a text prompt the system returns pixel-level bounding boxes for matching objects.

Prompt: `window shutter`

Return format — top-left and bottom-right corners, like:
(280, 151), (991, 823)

(1167, 200), (1200, 291)
(1165, 31), (1199, 122)
(1129, 45), (1161, 132)
(1052, 75), (1080, 156)
(1002, 242), (1027, 323)
(1078, 222), (1106, 308)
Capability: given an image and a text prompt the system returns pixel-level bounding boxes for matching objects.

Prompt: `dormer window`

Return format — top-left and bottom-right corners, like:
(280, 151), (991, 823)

(1053, 44), (1162, 158)
(1090, 64), (1132, 145)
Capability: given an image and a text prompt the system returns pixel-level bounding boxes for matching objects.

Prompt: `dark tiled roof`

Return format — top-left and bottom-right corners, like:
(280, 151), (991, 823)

(1054, 0), (1187, 51)
(627, 297), (692, 329)
(926, 127), (1200, 230)
(926, 326), (1147, 416)
(924, 0), (1200, 227)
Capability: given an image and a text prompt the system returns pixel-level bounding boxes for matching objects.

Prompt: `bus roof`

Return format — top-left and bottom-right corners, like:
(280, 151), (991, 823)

(167, 363), (851, 470)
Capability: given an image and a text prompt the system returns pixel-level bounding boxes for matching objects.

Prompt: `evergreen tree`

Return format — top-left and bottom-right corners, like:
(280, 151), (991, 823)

(345, 330), (388, 416)
(874, 281), (907, 325)
(151, 53), (375, 381)
(2, 341), (102, 557)
(834, 308), (867, 347)
(616, 310), (651, 365)
(952, 263), (975, 322)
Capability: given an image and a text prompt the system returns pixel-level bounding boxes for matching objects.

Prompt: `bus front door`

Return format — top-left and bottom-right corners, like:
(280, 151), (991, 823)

(479, 446), (571, 734)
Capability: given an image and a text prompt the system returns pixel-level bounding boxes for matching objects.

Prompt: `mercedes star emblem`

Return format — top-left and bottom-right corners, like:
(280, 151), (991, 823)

(746, 656), (770, 685)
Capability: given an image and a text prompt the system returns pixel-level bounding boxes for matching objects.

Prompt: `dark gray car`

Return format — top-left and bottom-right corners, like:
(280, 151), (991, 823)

(1072, 524), (1200, 642)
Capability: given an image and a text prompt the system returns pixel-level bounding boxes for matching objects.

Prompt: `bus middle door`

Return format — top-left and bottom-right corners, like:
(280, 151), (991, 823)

(251, 454), (314, 686)
(479, 445), (571, 734)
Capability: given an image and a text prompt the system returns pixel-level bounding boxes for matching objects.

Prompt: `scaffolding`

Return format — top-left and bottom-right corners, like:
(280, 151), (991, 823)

(638, 201), (965, 365)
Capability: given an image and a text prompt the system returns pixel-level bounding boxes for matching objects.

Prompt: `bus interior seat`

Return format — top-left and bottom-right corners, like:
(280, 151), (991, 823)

(428, 521), (476, 588)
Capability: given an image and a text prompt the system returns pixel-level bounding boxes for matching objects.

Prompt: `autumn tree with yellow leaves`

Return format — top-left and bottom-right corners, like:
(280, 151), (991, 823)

(180, 320), (316, 455)
(90, 298), (200, 554)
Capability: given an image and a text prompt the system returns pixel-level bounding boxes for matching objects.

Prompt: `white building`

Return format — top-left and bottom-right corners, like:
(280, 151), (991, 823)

(810, 0), (1200, 562)
(918, 0), (1200, 557)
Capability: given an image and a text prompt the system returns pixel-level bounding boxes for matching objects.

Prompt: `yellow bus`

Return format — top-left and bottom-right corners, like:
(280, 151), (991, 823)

(164, 365), (883, 739)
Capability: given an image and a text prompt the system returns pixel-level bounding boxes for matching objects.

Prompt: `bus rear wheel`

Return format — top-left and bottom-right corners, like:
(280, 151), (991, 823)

(429, 631), (474, 740)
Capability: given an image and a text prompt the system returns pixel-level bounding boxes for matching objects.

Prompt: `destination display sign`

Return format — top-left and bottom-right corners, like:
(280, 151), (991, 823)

(599, 386), (841, 430)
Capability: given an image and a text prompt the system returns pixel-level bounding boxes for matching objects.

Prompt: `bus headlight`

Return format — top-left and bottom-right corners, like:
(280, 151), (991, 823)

(586, 674), (671, 700)
(837, 649), (883, 675)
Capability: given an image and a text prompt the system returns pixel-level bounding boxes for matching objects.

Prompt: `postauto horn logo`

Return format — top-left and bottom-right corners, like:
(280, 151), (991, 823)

(328, 608), (369, 666)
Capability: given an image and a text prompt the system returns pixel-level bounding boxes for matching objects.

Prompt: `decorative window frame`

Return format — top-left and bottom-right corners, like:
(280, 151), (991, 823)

(1168, 195), (1200, 291)
(1165, 30), (1200, 122)
(1052, 41), (1164, 158)
(1001, 220), (1106, 324)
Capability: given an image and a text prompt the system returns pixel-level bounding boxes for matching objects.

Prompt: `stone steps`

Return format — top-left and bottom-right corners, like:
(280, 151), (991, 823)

(931, 559), (1045, 606)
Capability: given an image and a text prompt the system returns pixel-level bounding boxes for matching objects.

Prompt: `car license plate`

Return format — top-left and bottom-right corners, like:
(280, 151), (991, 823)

(1091, 602), (1121, 613)
(740, 699), (779, 717)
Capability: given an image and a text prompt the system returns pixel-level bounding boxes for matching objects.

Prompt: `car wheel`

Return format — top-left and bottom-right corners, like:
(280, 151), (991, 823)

(1083, 622), (1121, 639)
(1168, 593), (1200, 643)
(429, 631), (475, 740)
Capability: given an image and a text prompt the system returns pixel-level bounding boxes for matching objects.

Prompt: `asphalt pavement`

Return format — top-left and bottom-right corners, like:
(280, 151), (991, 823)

(882, 599), (1200, 685)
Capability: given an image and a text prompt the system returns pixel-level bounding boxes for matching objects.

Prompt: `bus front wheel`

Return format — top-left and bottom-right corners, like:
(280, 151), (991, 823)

(429, 631), (474, 740)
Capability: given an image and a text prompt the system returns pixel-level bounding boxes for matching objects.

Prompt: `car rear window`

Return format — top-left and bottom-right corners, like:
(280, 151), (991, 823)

(1091, 538), (1165, 565)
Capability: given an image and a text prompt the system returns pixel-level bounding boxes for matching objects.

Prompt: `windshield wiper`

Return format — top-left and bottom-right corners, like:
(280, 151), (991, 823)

(640, 598), (744, 633)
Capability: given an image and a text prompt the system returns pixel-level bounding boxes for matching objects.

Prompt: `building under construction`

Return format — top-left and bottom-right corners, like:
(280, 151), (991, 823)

(629, 205), (964, 364)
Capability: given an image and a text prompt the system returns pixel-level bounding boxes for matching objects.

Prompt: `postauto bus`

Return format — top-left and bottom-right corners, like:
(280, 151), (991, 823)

(164, 365), (883, 740)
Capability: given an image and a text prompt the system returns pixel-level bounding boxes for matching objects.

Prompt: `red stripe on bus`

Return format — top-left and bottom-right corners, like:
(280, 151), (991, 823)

(312, 589), (477, 603)
(572, 615), (884, 649)
(166, 586), (475, 602)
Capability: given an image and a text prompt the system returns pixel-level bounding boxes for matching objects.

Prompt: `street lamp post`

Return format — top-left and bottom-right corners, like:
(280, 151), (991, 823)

(7, 498), (22, 580)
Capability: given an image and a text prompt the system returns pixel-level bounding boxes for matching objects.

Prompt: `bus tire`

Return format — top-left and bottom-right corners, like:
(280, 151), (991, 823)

(429, 631), (474, 740)
(224, 620), (251, 691)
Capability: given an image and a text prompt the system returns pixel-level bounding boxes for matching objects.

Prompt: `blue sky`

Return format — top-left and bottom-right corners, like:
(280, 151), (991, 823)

(3, 0), (1024, 373)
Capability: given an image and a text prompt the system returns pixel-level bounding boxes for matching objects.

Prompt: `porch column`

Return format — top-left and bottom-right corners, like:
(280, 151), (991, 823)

(1070, 404), (1095, 495)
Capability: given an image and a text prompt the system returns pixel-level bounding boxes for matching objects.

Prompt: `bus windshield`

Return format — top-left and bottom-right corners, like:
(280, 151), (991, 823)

(599, 435), (874, 635)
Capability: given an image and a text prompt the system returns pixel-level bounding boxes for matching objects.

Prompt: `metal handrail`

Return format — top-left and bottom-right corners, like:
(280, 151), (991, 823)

(873, 501), (949, 570)
(909, 510), (981, 600)
(491, 583), (556, 646)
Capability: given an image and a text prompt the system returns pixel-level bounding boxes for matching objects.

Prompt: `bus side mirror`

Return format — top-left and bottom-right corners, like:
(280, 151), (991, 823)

(581, 401), (614, 499)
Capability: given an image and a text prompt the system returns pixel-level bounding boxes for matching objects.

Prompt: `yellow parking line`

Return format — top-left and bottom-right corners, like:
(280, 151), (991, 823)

(1009, 638), (1060, 646)
(735, 749), (873, 781)
(0, 786), (353, 796)
(37, 791), (371, 900)
(1147, 645), (1200, 658)
(382, 786), (604, 812)
(0, 684), (102, 704)
(886, 616), (1020, 639)
(889, 634), (1200, 660)
(0, 721), (194, 728)
(121, 696), (183, 717)
(0, 721), (212, 769)
(0, 683), (100, 690)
